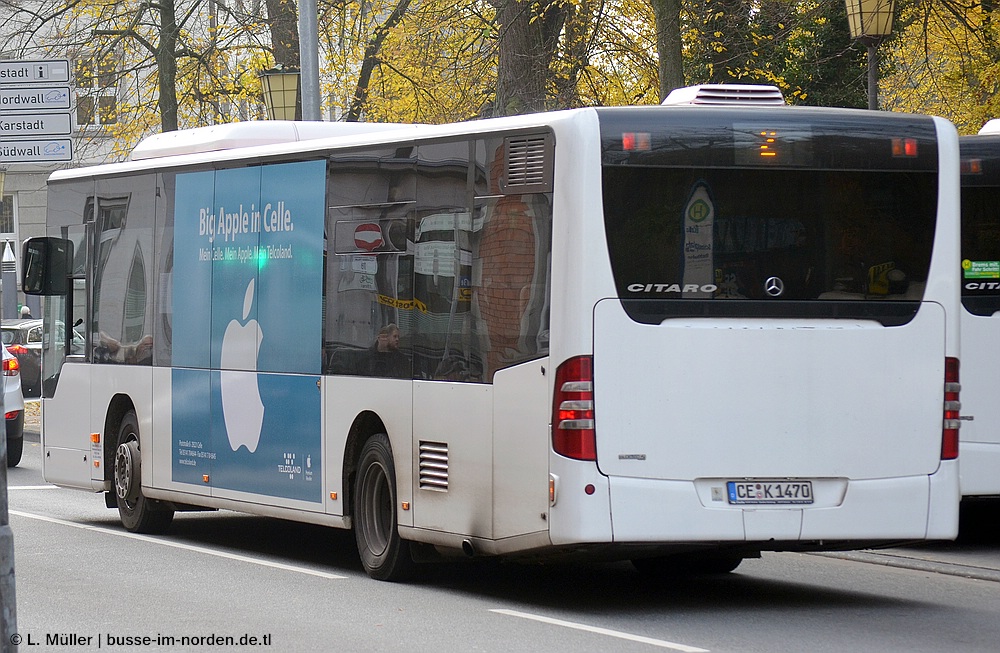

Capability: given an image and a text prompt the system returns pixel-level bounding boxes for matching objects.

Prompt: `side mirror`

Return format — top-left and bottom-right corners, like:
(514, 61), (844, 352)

(21, 237), (73, 296)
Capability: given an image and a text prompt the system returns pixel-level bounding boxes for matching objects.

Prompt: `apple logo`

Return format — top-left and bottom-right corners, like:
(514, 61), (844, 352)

(220, 278), (265, 453)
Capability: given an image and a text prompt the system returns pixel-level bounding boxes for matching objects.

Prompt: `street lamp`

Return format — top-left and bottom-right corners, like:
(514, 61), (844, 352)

(845, 0), (896, 110)
(258, 65), (301, 120)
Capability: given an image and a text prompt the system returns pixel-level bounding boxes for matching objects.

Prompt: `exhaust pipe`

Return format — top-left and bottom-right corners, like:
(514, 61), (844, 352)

(462, 539), (475, 557)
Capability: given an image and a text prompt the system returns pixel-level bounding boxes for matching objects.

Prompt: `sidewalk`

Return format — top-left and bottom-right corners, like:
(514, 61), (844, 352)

(821, 500), (1000, 582)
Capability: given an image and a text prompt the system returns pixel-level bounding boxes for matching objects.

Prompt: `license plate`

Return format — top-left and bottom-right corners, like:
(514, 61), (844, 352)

(727, 480), (814, 505)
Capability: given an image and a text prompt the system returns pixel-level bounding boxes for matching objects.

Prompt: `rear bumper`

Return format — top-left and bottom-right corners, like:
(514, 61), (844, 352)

(604, 464), (959, 543)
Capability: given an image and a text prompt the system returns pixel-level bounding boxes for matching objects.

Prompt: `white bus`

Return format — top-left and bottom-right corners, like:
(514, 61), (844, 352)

(956, 122), (1000, 498)
(23, 89), (962, 581)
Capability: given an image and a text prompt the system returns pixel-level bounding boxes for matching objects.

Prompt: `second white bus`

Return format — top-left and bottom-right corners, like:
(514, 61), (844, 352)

(956, 122), (1000, 498)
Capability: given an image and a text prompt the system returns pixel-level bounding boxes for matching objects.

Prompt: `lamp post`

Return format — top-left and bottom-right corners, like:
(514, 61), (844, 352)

(258, 65), (301, 120)
(0, 165), (16, 652)
(845, 0), (896, 110)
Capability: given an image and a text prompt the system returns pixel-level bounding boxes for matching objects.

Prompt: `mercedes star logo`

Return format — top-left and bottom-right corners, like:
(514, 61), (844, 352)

(764, 276), (785, 297)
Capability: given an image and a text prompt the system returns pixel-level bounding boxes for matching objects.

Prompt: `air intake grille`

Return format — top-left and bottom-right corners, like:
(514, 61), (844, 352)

(419, 441), (449, 492)
(503, 135), (552, 193)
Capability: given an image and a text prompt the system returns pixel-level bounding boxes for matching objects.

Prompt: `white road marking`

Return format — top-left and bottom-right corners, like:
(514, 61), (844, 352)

(491, 609), (710, 652)
(10, 509), (347, 580)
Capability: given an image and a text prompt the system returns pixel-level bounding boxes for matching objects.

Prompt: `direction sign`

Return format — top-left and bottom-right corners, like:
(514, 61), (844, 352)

(0, 59), (70, 84)
(0, 138), (73, 163)
(0, 59), (75, 163)
(0, 86), (71, 111)
(0, 112), (72, 137)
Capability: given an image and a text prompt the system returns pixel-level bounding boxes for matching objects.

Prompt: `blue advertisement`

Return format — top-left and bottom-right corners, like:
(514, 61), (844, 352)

(171, 160), (325, 503)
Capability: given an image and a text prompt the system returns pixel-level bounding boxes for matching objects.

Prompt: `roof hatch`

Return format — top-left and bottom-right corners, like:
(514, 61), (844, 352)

(661, 84), (786, 107)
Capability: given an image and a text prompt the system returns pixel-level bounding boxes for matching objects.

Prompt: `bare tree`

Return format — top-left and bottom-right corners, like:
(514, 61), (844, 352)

(346, 0), (413, 121)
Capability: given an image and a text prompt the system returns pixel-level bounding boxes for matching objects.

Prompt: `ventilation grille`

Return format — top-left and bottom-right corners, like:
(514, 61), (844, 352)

(419, 441), (449, 492)
(661, 84), (786, 107)
(503, 135), (553, 193)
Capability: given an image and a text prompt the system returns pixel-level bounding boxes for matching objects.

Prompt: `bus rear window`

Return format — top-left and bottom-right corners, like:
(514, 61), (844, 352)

(602, 166), (938, 323)
(960, 184), (1000, 316)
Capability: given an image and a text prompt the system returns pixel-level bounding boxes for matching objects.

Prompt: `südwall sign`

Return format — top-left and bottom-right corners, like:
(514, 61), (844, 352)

(0, 58), (74, 163)
(0, 140), (72, 162)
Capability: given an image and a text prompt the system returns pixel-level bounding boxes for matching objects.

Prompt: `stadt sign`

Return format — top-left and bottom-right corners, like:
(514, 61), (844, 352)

(0, 59), (70, 84)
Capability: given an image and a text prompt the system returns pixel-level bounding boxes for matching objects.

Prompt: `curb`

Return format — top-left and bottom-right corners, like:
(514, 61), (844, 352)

(815, 550), (1000, 583)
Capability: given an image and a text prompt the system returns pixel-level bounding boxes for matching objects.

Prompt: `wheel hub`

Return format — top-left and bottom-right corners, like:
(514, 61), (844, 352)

(115, 440), (139, 505)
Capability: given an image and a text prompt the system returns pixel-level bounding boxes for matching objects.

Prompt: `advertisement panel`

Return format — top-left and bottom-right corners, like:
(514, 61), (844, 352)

(170, 160), (325, 502)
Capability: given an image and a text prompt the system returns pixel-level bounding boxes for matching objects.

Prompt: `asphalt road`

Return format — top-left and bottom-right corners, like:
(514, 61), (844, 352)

(17, 401), (1000, 583)
(6, 409), (1000, 653)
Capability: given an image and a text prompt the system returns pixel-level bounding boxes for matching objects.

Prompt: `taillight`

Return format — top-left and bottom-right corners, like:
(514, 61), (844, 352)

(2, 356), (19, 376)
(892, 137), (919, 158)
(942, 357), (960, 460)
(7, 344), (28, 355)
(5, 410), (19, 420)
(552, 356), (596, 461)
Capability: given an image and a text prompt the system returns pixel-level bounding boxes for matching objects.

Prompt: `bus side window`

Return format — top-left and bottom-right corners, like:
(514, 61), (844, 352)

(473, 192), (552, 381)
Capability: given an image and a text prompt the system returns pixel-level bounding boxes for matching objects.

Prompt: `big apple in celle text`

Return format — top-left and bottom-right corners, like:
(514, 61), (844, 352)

(220, 278), (265, 453)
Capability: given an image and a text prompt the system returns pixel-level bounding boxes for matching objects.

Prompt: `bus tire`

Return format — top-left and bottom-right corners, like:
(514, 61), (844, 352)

(114, 410), (173, 534)
(354, 433), (413, 581)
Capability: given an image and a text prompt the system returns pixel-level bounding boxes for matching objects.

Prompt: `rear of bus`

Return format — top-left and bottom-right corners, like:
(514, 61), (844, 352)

(548, 105), (961, 558)
(957, 130), (1000, 497)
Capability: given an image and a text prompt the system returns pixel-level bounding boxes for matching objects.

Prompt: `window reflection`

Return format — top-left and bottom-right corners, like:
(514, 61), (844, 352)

(324, 136), (552, 382)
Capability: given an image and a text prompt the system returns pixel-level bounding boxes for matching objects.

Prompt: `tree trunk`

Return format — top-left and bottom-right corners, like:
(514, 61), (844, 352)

(265, 0), (300, 68)
(649, 0), (684, 101)
(490, 0), (566, 116)
(158, 0), (179, 132)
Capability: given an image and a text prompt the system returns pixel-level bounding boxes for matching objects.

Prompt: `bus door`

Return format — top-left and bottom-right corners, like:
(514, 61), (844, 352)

(32, 218), (95, 488)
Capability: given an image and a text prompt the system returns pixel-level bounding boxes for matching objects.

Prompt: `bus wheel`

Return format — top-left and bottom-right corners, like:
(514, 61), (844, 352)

(354, 433), (413, 581)
(113, 411), (173, 534)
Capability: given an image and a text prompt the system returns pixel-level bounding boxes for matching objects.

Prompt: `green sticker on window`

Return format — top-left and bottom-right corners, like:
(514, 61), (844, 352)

(963, 259), (1000, 279)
